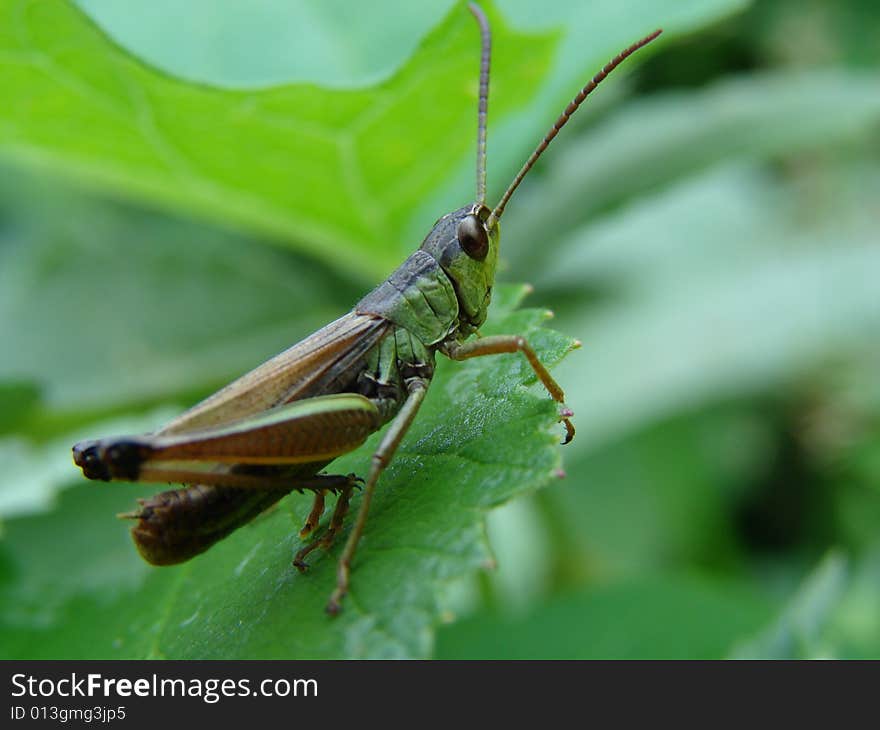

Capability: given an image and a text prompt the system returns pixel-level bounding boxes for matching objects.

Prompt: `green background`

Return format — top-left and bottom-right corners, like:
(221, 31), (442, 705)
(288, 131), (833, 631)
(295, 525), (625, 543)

(1, 0), (878, 658)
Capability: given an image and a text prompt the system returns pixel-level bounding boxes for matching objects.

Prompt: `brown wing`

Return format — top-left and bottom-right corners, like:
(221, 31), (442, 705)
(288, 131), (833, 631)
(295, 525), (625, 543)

(158, 311), (390, 435)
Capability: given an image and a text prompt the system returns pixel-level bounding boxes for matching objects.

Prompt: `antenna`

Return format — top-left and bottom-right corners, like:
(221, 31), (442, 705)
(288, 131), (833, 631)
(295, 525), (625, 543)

(469, 2), (491, 206)
(487, 28), (662, 229)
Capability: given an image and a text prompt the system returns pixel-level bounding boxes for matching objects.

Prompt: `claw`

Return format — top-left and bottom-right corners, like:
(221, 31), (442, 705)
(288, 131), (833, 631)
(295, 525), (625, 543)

(326, 582), (347, 616)
(561, 417), (575, 445)
(557, 405), (575, 444)
(325, 597), (342, 616)
(293, 558), (309, 573)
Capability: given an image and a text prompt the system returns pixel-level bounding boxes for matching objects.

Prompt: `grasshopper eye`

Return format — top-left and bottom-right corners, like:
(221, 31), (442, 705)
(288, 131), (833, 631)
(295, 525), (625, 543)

(457, 214), (489, 260)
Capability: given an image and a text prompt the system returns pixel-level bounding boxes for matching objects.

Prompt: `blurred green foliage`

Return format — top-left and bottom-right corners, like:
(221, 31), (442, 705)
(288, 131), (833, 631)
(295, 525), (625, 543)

(1, 0), (878, 658)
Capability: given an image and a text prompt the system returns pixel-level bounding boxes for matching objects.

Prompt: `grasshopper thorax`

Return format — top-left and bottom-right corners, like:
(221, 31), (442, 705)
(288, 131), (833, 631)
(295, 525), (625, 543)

(419, 202), (498, 334)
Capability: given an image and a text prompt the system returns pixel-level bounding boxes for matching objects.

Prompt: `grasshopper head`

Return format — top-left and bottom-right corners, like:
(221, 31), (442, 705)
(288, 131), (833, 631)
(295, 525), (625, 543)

(420, 202), (499, 333)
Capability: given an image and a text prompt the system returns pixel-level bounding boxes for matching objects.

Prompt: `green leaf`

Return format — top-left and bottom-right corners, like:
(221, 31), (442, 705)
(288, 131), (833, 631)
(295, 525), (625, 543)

(0, 285), (577, 658)
(435, 573), (775, 659)
(0, 0), (747, 279)
(0, 0), (555, 278)
(74, 0), (460, 89)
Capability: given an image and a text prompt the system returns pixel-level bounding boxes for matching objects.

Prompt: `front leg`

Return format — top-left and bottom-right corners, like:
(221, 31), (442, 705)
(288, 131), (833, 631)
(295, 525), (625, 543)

(442, 335), (575, 444)
(326, 376), (430, 615)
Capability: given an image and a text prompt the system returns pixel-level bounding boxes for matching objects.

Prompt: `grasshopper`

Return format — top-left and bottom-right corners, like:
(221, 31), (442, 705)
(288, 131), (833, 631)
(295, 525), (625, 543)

(72, 3), (661, 614)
